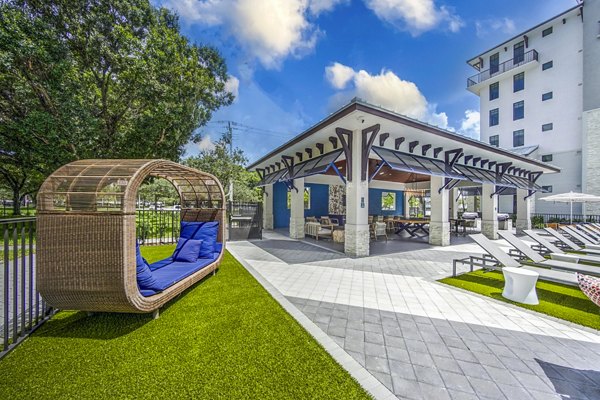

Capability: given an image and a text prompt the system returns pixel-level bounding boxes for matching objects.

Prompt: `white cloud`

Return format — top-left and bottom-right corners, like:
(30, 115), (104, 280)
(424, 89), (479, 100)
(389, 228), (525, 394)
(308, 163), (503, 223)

(325, 62), (356, 89)
(457, 109), (480, 139)
(475, 17), (516, 38)
(161, 0), (322, 69)
(363, 0), (463, 35)
(224, 75), (240, 100)
(325, 62), (450, 128)
(198, 134), (216, 151)
(308, 0), (348, 15)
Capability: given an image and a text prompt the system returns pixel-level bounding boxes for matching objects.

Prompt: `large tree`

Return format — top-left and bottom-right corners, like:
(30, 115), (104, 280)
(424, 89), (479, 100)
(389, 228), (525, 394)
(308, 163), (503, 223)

(0, 0), (233, 214)
(185, 133), (261, 203)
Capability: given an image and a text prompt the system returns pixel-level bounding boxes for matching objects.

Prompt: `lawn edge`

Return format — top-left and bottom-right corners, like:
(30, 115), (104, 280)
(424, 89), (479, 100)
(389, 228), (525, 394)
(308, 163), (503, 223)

(430, 271), (600, 336)
(227, 242), (396, 400)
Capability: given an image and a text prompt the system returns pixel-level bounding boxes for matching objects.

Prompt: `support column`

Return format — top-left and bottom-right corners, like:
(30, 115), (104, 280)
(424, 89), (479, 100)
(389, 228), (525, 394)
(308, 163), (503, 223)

(345, 131), (370, 257)
(481, 184), (498, 240)
(449, 187), (459, 219)
(515, 188), (531, 235)
(289, 178), (305, 239)
(429, 177), (450, 246)
(262, 184), (274, 230)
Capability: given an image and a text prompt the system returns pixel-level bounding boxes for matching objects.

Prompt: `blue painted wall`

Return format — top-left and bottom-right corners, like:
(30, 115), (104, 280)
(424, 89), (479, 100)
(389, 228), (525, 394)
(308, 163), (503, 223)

(305, 183), (329, 219)
(273, 182), (330, 229)
(368, 188), (404, 216)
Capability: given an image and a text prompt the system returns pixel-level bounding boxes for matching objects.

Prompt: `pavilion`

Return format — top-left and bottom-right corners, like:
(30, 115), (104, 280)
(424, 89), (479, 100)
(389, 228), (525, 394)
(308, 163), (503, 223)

(247, 98), (559, 257)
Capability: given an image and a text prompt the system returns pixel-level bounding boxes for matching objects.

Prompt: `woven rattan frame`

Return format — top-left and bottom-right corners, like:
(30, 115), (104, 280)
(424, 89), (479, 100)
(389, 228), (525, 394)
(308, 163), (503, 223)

(36, 159), (226, 313)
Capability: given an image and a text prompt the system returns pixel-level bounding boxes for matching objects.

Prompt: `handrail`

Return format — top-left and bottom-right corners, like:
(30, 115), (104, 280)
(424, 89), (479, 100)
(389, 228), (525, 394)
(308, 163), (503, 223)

(467, 49), (538, 87)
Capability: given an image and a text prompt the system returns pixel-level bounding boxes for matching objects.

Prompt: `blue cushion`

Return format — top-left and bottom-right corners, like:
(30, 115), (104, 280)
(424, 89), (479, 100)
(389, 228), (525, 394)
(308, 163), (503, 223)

(140, 257), (216, 296)
(172, 238), (202, 262)
(135, 243), (161, 292)
(180, 221), (219, 258)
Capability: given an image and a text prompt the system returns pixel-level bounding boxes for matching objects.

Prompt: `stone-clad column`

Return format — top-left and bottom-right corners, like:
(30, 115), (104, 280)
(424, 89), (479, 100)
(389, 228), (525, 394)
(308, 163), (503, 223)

(429, 176), (450, 246)
(289, 178), (305, 239)
(481, 183), (498, 240)
(263, 184), (274, 230)
(515, 188), (531, 234)
(345, 130), (369, 257)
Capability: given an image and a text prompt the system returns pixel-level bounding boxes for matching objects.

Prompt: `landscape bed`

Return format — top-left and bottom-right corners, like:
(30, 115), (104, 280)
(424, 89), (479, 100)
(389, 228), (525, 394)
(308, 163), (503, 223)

(0, 245), (370, 400)
(440, 270), (600, 330)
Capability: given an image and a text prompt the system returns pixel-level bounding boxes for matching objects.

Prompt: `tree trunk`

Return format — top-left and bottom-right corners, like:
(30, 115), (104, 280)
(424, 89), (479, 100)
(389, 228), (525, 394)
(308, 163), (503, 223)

(12, 189), (21, 216)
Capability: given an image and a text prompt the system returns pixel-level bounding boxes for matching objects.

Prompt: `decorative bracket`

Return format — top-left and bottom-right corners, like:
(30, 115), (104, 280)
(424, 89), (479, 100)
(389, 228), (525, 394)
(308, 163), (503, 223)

(379, 132), (389, 147)
(335, 127), (353, 182)
(362, 124), (381, 181)
(421, 144), (432, 156)
(395, 137), (405, 150)
(408, 141), (419, 153)
(316, 143), (324, 155)
(305, 148), (313, 159)
(329, 136), (338, 149)
(296, 152), (303, 162)
(433, 147), (443, 158)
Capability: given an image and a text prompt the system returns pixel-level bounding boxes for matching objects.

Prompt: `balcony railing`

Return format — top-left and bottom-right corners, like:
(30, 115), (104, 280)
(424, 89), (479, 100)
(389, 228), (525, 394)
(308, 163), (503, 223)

(467, 49), (538, 88)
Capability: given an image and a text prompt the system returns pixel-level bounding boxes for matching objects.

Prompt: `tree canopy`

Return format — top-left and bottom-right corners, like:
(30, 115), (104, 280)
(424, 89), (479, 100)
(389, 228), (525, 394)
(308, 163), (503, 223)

(184, 133), (260, 203)
(0, 0), (233, 213)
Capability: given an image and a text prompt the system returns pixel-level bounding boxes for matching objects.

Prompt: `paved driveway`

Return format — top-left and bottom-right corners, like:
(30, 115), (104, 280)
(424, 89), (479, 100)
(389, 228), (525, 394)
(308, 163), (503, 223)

(228, 232), (600, 400)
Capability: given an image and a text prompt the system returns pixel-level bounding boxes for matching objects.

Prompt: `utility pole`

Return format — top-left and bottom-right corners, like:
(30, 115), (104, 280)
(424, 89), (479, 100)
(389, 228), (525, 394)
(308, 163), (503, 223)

(227, 121), (234, 203)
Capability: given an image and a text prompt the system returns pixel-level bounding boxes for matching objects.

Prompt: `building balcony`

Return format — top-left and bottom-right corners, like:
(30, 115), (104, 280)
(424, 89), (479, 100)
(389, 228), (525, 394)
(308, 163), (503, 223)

(467, 49), (539, 94)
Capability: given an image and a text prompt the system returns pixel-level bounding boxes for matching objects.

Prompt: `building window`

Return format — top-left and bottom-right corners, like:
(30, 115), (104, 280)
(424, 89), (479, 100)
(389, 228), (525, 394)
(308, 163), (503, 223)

(542, 123), (554, 131)
(513, 101), (524, 120)
(542, 61), (553, 70)
(489, 135), (499, 147)
(541, 154), (553, 162)
(514, 41), (525, 64)
(489, 82), (499, 100)
(513, 72), (524, 92)
(542, 185), (553, 193)
(542, 91), (553, 101)
(381, 192), (396, 211)
(286, 187), (311, 210)
(489, 108), (499, 126)
(513, 129), (524, 147)
(542, 26), (553, 37)
(490, 53), (499, 75)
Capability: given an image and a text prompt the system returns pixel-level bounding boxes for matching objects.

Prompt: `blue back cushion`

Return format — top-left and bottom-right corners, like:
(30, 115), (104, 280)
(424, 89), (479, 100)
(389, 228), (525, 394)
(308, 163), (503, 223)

(172, 238), (202, 262)
(180, 221), (219, 258)
(136, 243), (161, 291)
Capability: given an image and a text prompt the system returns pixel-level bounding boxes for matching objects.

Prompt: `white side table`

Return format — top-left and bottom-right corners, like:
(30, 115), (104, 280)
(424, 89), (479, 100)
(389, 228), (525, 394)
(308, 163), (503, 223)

(502, 267), (539, 305)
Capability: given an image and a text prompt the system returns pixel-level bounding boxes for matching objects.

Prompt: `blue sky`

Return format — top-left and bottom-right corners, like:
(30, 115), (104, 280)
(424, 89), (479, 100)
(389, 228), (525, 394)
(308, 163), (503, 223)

(155, 0), (575, 164)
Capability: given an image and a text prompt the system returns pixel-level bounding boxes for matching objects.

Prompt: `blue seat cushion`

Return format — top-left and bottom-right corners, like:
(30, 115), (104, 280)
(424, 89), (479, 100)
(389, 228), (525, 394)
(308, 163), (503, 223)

(136, 243), (161, 292)
(180, 221), (219, 258)
(139, 256), (215, 297)
(172, 238), (202, 262)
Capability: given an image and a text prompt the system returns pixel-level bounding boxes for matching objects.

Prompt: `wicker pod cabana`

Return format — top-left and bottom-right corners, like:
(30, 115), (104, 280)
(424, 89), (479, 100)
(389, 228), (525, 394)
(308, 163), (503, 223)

(37, 159), (226, 314)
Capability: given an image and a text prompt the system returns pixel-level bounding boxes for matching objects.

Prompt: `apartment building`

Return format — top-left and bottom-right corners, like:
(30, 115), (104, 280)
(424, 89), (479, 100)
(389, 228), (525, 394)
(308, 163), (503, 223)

(466, 1), (600, 215)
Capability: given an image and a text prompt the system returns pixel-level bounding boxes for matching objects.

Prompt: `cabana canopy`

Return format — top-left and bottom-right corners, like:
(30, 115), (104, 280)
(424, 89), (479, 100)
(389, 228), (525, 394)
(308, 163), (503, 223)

(37, 159), (226, 314)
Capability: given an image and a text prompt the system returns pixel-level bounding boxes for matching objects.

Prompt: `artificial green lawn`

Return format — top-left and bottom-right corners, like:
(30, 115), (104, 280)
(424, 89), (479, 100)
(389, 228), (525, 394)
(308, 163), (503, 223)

(0, 245), (370, 400)
(440, 270), (600, 330)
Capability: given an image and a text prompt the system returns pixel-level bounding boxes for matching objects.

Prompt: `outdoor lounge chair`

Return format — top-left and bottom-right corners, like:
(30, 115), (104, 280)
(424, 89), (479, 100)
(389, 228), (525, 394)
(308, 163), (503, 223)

(37, 159), (226, 315)
(457, 234), (577, 285)
(523, 229), (600, 265)
(542, 227), (600, 254)
(561, 226), (600, 247)
(305, 221), (332, 240)
(371, 221), (388, 241)
(498, 231), (600, 277)
(578, 224), (600, 240)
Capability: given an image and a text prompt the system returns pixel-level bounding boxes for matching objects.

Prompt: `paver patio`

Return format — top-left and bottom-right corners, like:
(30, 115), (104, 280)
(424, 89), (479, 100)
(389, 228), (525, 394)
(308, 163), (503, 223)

(228, 231), (600, 400)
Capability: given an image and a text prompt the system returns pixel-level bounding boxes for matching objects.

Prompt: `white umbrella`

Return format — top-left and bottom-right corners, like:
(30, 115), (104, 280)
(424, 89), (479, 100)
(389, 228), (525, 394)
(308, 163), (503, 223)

(540, 191), (600, 223)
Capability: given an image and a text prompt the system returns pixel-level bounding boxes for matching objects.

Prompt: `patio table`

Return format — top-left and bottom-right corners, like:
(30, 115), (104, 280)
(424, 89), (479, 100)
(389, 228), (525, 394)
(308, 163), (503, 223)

(394, 219), (430, 236)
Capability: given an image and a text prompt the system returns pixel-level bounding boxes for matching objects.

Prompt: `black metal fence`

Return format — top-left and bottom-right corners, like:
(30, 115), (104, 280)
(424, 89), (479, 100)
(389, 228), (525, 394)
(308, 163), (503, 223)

(136, 207), (181, 245)
(531, 213), (600, 224)
(1, 217), (52, 359)
(228, 202), (263, 241)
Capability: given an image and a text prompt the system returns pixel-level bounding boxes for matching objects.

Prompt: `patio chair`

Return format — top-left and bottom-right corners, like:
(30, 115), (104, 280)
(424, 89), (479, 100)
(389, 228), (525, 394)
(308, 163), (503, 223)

(542, 227), (600, 254)
(37, 159), (226, 315)
(305, 221), (332, 240)
(368, 215), (374, 224)
(320, 216), (339, 226)
(561, 226), (600, 247)
(458, 234), (577, 285)
(498, 231), (600, 277)
(523, 230), (600, 265)
(305, 216), (318, 223)
(371, 222), (388, 241)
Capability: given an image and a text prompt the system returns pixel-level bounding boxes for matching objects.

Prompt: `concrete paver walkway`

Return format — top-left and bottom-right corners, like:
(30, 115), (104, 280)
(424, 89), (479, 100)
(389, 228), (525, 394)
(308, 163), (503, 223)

(228, 232), (600, 400)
